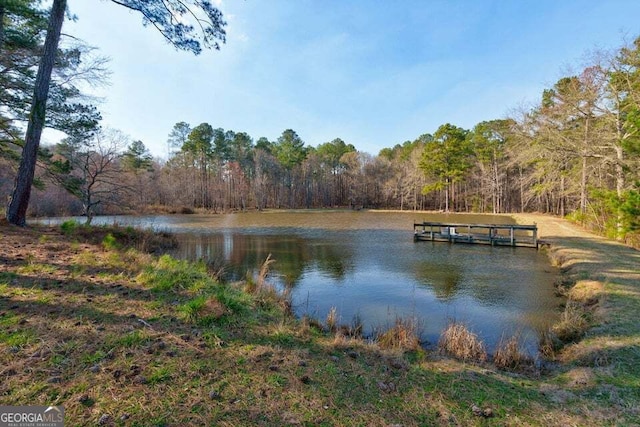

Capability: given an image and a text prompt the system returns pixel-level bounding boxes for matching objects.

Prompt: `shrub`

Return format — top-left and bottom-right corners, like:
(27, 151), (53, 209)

(438, 321), (487, 362)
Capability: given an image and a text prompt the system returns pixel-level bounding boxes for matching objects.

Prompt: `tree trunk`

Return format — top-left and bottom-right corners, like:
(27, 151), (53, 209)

(580, 116), (590, 216)
(444, 183), (449, 212)
(519, 167), (524, 212)
(614, 144), (625, 238)
(6, 0), (67, 226)
(0, 3), (5, 51)
(559, 174), (565, 217)
(580, 154), (587, 215)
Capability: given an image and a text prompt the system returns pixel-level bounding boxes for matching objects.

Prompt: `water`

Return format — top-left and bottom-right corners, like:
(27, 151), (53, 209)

(38, 211), (562, 353)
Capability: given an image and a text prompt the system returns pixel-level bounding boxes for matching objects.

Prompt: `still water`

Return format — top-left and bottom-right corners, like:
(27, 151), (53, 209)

(41, 211), (562, 353)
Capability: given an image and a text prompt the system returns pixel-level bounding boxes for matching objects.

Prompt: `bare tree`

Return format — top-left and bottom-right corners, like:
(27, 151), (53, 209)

(53, 129), (129, 224)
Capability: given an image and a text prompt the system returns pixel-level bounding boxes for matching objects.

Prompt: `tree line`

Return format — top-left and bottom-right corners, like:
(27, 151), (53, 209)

(1, 2), (638, 244)
(1, 0), (226, 226)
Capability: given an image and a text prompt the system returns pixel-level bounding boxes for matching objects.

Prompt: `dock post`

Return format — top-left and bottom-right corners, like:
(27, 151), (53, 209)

(510, 227), (515, 247)
(533, 223), (538, 249)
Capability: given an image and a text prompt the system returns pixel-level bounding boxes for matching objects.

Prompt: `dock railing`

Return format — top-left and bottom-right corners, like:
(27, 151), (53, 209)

(413, 222), (539, 248)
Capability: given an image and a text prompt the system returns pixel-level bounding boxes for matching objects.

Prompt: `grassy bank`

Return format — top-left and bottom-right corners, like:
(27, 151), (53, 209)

(0, 218), (638, 426)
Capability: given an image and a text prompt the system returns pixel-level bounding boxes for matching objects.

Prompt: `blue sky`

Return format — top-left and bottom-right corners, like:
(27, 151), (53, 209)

(58, 0), (640, 158)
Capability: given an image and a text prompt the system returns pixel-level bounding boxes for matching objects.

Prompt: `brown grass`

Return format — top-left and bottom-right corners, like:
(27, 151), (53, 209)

(257, 253), (276, 289)
(438, 321), (487, 362)
(538, 329), (562, 359)
(493, 333), (534, 371)
(377, 317), (421, 351)
(552, 301), (590, 343)
(325, 306), (338, 332)
(243, 254), (293, 315)
(567, 280), (603, 306)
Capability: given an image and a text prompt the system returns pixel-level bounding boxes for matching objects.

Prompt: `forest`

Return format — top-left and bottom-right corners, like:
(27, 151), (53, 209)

(1, 1), (639, 244)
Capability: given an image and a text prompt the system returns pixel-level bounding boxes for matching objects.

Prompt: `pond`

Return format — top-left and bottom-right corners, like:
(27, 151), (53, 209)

(39, 210), (562, 354)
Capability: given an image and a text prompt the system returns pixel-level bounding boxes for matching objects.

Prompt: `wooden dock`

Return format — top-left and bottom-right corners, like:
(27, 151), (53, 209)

(414, 222), (539, 248)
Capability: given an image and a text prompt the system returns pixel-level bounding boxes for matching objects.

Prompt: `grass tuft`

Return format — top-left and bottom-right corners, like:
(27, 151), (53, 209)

(257, 253), (276, 290)
(538, 329), (563, 359)
(60, 219), (79, 235)
(438, 321), (487, 362)
(376, 317), (421, 351)
(115, 330), (152, 348)
(137, 255), (213, 293)
(101, 233), (120, 251)
(493, 333), (534, 371)
(245, 255), (292, 315)
(326, 306), (338, 333)
(552, 301), (591, 343)
(178, 295), (227, 324)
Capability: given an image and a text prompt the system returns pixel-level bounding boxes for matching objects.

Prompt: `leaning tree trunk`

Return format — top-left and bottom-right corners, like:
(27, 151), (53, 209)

(0, 3), (6, 51)
(6, 0), (67, 226)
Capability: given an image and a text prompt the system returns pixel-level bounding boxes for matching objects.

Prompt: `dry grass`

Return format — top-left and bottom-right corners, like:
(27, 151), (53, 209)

(552, 301), (591, 343)
(493, 333), (534, 371)
(567, 280), (603, 306)
(257, 253), (276, 289)
(538, 329), (562, 359)
(377, 317), (421, 352)
(244, 254), (292, 314)
(438, 321), (487, 362)
(325, 306), (338, 332)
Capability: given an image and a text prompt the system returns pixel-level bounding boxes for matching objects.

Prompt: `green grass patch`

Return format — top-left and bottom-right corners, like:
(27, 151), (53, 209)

(215, 284), (251, 315)
(16, 263), (58, 275)
(266, 373), (287, 387)
(178, 295), (210, 323)
(113, 330), (152, 348)
(0, 274), (17, 286)
(101, 233), (120, 251)
(81, 350), (107, 365)
(60, 219), (79, 235)
(148, 366), (174, 385)
(137, 254), (214, 293)
(0, 329), (36, 347)
(0, 312), (20, 327)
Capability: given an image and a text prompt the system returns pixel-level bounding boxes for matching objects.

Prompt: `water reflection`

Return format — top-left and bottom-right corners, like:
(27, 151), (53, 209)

(173, 231), (353, 286)
(414, 260), (463, 301)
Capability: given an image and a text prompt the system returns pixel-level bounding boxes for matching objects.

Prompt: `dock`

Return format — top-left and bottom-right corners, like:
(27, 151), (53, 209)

(414, 222), (540, 248)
